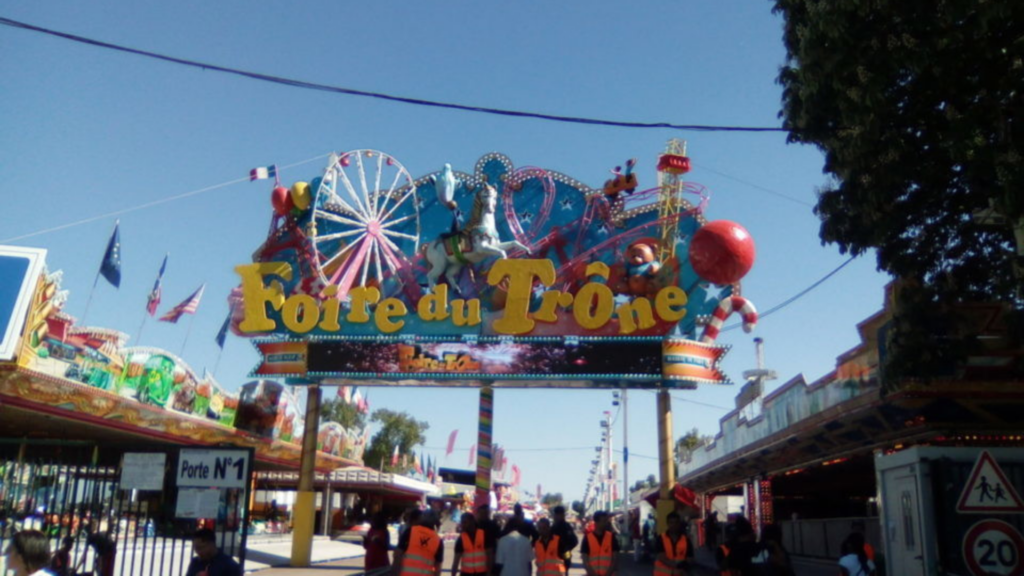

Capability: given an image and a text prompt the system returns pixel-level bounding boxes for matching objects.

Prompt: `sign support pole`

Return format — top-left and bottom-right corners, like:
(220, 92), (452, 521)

(291, 383), (322, 567)
(656, 388), (675, 534)
(474, 385), (494, 509)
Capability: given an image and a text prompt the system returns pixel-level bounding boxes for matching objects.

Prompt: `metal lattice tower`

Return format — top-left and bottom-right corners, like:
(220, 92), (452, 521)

(657, 139), (688, 262)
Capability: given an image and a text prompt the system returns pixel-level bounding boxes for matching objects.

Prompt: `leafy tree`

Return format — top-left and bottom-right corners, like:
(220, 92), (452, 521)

(571, 500), (585, 517)
(320, 397), (367, 431)
(675, 427), (709, 461)
(541, 493), (564, 508)
(645, 474), (657, 487)
(364, 409), (429, 473)
(774, 0), (1024, 378)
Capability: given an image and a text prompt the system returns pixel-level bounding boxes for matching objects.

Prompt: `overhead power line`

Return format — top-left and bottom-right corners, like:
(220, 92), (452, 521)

(0, 153), (330, 243)
(0, 16), (788, 134)
(721, 255), (858, 331)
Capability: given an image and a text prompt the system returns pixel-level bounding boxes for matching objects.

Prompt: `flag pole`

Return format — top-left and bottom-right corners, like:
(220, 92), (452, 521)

(212, 345), (225, 378)
(135, 314), (148, 345)
(80, 271), (102, 326)
(180, 311), (197, 357)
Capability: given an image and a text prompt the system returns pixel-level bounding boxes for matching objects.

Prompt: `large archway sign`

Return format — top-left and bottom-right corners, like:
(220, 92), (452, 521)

(234, 143), (758, 566)
(234, 145), (757, 388)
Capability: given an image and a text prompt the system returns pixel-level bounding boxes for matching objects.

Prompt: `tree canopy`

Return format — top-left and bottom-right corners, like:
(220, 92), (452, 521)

(774, 0), (1024, 380)
(320, 397), (367, 431)
(676, 427), (710, 462)
(364, 408), (429, 473)
(571, 500), (585, 517)
(541, 492), (564, 508)
(775, 0), (1024, 304)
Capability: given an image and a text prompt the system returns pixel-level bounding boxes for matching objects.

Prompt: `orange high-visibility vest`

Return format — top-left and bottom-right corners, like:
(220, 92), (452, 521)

(401, 525), (441, 576)
(535, 536), (565, 576)
(654, 533), (688, 576)
(718, 545), (736, 576)
(460, 529), (488, 574)
(586, 531), (613, 576)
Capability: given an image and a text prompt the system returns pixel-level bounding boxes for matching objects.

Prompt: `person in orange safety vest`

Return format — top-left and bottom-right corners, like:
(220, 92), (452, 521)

(654, 512), (693, 576)
(581, 511), (618, 576)
(534, 518), (569, 576)
(452, 513), (493, 576)
(397, 511), (443, 576)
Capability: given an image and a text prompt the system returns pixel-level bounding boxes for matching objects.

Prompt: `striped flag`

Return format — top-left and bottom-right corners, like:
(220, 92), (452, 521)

(146, 254), (168, 316)
(249, 165), (277, 181)
(390, 443), (400, 467)
(159, 284), (205, 323)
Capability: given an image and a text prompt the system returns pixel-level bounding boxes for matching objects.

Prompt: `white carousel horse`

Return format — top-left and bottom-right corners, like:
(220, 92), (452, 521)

(423, 184), (530, 290)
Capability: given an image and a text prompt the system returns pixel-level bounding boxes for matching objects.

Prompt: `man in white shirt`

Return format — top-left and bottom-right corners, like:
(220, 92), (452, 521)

(495, 521), (534, 576)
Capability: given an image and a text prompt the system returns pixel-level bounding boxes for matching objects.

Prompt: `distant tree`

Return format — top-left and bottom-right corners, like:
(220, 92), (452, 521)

(645, 474), (657, 488)
(364, 409), (428, 473)
(320, 397), (366, 431)
(774, 0), (1024, 380)
(675, 428), (710, 462)
(541, 493), (564, 508)
(571, 500), (585, 517)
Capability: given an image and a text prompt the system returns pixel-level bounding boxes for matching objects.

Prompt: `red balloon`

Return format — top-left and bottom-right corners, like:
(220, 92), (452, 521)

(688, 220), (756, 285)
(271, 186), (293, 215)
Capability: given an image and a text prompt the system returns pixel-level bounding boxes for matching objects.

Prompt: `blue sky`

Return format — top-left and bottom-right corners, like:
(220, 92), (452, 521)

(0, 1), (889, 503)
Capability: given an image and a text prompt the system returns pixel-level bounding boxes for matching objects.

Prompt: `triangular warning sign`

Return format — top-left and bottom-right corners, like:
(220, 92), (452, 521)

(957, 450), (1024, 514)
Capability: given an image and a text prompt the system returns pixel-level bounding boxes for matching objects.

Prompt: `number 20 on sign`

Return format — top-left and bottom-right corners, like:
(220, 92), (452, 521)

(963, 519), (1024, 576)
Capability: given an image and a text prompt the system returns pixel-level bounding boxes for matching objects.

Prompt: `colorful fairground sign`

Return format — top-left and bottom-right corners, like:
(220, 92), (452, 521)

(233, 141), (758, 387)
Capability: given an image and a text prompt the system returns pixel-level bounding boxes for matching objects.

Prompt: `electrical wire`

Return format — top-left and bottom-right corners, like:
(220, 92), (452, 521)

(720, 255), (857, 331)
(0, 153), (330, 243)
(692, 161), (816, 208)
(0, 16), (788, 134)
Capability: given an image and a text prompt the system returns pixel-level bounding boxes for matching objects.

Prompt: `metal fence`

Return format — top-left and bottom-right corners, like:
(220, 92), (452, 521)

(0, 440), (252, 576)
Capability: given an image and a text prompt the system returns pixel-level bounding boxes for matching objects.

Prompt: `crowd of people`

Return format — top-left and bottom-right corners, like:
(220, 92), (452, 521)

(368, 504), (879, 576)
(1, 528), (242, 576)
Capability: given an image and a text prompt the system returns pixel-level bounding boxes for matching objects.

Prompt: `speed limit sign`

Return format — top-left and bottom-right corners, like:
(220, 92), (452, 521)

(963, 520), (1024, 576)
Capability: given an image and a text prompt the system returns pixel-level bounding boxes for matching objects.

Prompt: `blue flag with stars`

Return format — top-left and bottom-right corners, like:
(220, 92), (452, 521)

(215, 308), (231, 349)
(100, 222), (121, 288)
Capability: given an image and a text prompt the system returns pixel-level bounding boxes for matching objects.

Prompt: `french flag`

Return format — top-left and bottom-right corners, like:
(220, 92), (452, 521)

(249, 165), (277, 181)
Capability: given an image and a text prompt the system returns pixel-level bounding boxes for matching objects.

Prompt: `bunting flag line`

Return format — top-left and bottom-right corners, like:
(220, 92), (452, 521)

(468, 444), (476, 466)
(146, 253), (167, 316)
(159, 284), (205, 323)
(99, 221), (122, 288)
(446, 429), (458, 457)
(249, 165), (277, 181)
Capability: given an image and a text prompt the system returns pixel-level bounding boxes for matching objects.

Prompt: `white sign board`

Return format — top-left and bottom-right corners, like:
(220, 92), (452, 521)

(175, 488), (221, 519)
(119, 452), (166, 491)
(177, 449), (250, 489)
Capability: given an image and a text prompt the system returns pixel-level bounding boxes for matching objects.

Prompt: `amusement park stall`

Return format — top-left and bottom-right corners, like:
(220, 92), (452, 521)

(673, 281), (1024, 571)
(0, 245), (368, 575)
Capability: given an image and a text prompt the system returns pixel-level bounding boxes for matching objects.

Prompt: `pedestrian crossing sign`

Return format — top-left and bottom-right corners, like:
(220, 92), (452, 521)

(957, 451), (1024, 514)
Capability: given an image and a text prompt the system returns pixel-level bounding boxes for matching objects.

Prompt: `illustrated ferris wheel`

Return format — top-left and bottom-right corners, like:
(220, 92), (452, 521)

(310, 150), (421, 300)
